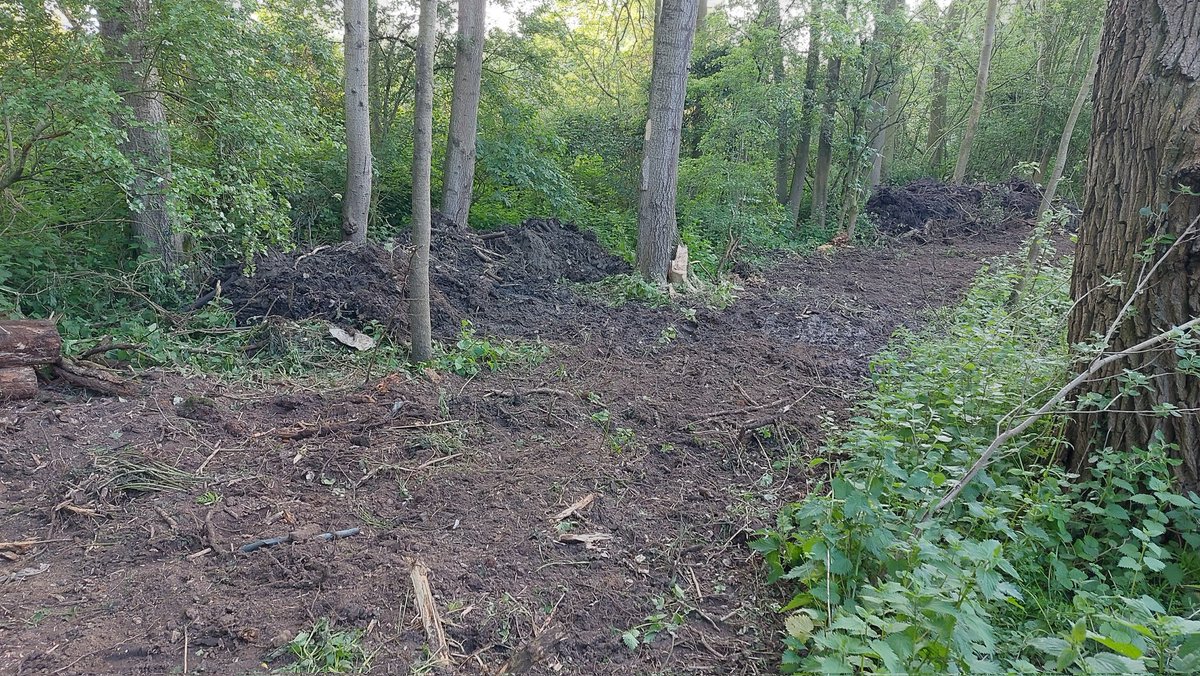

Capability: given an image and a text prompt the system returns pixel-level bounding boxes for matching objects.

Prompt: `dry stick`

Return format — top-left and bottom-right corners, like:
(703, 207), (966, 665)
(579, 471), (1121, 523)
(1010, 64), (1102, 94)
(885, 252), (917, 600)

(551, 493), (597, 522)
(410, 559), (450, 668)
(0, 538), (70, 551)
(924, 316), (1200, 519)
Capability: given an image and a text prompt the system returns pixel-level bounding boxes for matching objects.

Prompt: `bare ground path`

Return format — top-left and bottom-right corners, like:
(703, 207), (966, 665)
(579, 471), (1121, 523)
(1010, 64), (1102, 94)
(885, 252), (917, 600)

(1, 237), (1016, 675)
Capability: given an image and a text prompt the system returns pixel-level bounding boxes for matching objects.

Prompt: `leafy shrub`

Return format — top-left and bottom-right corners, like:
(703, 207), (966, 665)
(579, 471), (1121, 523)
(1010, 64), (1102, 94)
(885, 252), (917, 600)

(753, 254), (1200, 673)
(433, 320), (548, 377)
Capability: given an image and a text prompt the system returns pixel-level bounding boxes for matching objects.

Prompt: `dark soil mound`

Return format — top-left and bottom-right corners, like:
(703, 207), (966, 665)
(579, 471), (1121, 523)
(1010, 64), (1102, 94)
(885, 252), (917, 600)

(223, 216), (629, 336)
(867, 178), (1043, 239)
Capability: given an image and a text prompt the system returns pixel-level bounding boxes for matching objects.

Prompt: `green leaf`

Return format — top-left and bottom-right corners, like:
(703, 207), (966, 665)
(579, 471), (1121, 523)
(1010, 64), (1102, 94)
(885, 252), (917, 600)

(1086, 632), (1144, 659)
(621, 629), (639, 650)
(784, 613), (814, 643)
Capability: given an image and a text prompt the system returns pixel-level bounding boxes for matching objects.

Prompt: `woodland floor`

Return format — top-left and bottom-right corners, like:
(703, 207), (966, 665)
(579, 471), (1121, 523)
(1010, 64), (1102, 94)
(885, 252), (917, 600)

(1, 229), (1022, 675)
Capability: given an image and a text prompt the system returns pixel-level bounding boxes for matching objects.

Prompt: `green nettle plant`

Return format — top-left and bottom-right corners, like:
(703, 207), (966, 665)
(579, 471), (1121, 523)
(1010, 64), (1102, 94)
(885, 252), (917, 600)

(753, 255), (1200, 674)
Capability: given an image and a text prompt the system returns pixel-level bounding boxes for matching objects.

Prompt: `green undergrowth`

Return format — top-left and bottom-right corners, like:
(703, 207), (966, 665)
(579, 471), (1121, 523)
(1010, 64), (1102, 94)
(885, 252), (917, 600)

(61, 306), (546, 386)
(573, 272), (741, 310)
(753, 251), (1200, 673)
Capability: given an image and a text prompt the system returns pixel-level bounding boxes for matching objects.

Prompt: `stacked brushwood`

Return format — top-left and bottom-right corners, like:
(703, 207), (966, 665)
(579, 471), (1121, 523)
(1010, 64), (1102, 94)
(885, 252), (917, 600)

(0, 321), (133, 401)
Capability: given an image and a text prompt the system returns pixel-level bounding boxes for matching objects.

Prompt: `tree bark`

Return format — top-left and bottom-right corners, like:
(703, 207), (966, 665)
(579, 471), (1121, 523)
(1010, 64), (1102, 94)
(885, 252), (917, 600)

(441, 0), (487, 227)
(343, 0), (372, 244)
(952, 0), (999, 183)
(636, 0), (699, 284)
(98, 0), (182, 269)
(811, 0), (847, 232)
(0, 368), (37, 401)
(408, 0), (437, 362)
(0, 321), (62, 367)
(787, 3), (823, 228)
(1065, 0), (1200, 493)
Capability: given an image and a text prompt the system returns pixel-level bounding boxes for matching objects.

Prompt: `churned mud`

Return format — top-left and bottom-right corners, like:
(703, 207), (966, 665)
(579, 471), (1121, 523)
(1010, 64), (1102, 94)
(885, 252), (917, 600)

(2, 209), (1025, 674)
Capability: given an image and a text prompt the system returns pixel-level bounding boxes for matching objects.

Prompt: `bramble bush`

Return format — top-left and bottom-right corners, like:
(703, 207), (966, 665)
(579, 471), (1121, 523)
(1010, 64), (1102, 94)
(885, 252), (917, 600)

(753, 251), (1200, 673)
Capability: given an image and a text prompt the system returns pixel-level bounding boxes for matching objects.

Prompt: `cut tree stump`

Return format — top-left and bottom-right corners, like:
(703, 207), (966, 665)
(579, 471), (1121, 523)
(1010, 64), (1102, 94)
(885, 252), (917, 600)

(0, 367), (37, 401)
(0, 320), (61, 367)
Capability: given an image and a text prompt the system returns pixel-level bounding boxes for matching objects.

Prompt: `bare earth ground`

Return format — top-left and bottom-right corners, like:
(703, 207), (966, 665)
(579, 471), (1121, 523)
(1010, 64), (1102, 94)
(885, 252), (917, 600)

(1, 236), (1018, 675)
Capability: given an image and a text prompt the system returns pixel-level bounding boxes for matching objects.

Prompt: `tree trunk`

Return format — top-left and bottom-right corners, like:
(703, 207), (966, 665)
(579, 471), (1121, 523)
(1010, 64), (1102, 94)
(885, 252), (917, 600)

(952, 0), (999, 183)
(866, 0), (901, 189)
(1065, 0), (1200, 493)
(343, 0), (372, 244)
(762, 0), (790, 205)
(0, 320), (62, 367)
(441, 0), (487, 227)
(926, 0), (960, 173)
(811, 0), (847, 232)
(636, 0), (699, 284)
(0, 368), (37, 401)
(98, 0), (182, 269)
(927, 62), (949, 170)
(787, 3), (823, 228)
(408, 0), (437, 362)
(870, 85), (901, 186)
(1010, 43), (1098, 306)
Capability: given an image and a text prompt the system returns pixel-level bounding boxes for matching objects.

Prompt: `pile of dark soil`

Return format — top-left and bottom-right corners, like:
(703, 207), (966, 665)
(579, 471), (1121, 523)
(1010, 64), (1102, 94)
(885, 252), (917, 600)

(222, 217), (629, 336)
(867, 178), (1044, 239)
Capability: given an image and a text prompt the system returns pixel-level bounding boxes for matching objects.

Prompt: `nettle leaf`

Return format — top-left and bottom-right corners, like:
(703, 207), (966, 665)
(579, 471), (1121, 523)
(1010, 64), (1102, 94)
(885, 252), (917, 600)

(784, 613), (815, 642)
(1083, 652), (1146, 674)
(1086, 632), (1144, 659)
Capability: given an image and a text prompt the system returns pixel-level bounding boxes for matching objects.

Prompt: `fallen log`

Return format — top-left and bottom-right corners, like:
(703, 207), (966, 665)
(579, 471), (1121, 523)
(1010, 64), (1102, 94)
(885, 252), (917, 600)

(0, 320), (61, 367)
(53, 357), (136, 397)
(0, 367), (37, 401)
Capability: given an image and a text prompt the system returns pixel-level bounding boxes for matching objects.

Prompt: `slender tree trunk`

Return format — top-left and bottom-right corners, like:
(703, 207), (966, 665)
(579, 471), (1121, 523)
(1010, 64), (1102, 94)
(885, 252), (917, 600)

(343, 0), (372, 243)
(811, 0), (847, 232)
(926, 0), (960, 172)
(952, 0), (1000, 183)
(867, 0), (901, 188)
(1010, 42), (1099, 306)
(98, 0), (181, 269)
(787, 3), (823, 228)
(441, 0), (487, 227)
(782, 1), (820, 230)
(696, 0), (707, 30)
(1065, 0), (1200, 492)
(927, 62), (949, 170)
(762, 0), (790, 205)
(408, 0), (436, 362)
(636, 0), (699, 283)
(870, 86), (901, 186)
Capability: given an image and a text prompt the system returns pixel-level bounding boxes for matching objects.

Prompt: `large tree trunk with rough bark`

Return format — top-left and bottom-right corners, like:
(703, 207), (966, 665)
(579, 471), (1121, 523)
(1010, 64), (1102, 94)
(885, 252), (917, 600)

(343, 0), (372, 243)
(408, 0), (436, 362)
(98, 0), (182, 269)
(1065, 0), (1200, 493)
(952, 0), (999, 183)
(636, 0), (699, 284)
(787, 3), (823, 228)
(441, 0), (487, 227)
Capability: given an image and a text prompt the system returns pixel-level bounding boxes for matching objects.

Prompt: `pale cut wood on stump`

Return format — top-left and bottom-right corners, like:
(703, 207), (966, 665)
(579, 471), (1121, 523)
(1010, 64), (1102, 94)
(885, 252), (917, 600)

(0, 367), (37, 401)
(0, 320), (61, 367)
